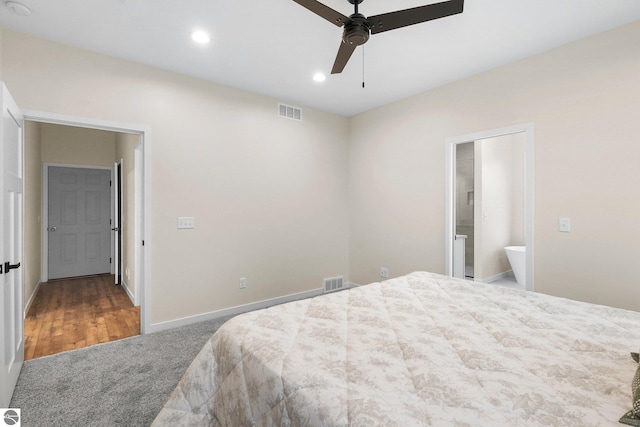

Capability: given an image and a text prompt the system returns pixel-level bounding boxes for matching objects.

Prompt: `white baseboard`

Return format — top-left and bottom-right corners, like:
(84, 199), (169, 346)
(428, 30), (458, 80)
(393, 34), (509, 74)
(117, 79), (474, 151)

(147, 287), (331, 334)
(119, 279), (135, 305)
(23, 279), (43, 318)
(480, 270), (514, 284)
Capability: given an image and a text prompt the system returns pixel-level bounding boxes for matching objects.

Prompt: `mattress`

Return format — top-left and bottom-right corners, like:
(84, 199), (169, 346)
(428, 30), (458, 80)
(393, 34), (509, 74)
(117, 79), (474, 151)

(152, 272), (640, 426)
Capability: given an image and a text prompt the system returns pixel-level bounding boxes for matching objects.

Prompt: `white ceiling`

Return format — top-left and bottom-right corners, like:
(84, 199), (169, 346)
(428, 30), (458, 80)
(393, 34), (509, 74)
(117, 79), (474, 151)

(1, 0), (639, 117)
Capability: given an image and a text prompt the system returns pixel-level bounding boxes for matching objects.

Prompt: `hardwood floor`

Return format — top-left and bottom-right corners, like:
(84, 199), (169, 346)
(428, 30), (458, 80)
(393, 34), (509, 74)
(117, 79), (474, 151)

(24, 274), (140, 360)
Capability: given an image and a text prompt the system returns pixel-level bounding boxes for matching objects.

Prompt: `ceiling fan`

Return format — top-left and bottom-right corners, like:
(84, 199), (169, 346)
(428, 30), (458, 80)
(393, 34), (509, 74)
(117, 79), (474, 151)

(293, 0), (464, 74)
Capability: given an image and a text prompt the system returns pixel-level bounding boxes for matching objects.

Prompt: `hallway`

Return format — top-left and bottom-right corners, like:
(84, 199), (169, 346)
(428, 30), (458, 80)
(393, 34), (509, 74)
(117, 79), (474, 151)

(24, 274), (140, 360)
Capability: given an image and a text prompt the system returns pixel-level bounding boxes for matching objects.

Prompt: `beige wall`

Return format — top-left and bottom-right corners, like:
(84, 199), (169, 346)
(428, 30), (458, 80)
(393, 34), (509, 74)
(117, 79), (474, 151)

(348, 21), (640, 311)
(1, 29), (350, 325)
(23, 121), (42, 310)
(509, 135), (525, 246)
(41, 123), (116, 167)
(5, 20), (639, 322)
(0, 29), (3, 79)
(115, 133), (139, 299)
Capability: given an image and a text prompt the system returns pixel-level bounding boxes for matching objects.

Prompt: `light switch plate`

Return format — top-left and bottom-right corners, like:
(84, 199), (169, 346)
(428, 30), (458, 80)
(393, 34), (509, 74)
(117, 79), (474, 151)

(558, 217), (571, 232)
(177, 217), (195, 229)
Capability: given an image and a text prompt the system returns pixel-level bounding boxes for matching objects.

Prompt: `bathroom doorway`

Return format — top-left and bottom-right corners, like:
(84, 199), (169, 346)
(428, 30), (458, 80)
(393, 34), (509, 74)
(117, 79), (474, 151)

(445, 123), (535, 291)
(455, 142), (475, 279)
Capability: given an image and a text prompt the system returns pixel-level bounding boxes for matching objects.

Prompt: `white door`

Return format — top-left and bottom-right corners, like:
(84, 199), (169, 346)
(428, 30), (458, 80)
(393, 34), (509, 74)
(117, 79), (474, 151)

(48, 166), (111, 280)
(0, 84), (24, 407)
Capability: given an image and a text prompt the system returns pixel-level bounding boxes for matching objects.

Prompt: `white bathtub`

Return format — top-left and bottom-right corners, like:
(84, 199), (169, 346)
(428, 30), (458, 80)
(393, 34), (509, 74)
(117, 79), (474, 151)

(504, 246), (526, 287)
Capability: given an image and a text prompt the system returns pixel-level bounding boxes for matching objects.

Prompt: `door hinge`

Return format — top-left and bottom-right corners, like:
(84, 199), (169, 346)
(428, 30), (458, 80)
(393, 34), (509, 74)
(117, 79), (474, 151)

(110, 257), (112, 264)
(142, 240), (145, 246)
(110, 180), (112, 186)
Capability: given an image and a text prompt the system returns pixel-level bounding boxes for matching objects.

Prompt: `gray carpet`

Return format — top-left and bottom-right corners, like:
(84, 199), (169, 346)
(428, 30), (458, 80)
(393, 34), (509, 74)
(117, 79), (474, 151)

(10, 315), (234, 427)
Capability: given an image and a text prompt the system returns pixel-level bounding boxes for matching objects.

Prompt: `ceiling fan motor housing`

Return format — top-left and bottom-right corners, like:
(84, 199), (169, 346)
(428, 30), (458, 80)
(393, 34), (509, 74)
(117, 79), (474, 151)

(343, 13), (370, 46)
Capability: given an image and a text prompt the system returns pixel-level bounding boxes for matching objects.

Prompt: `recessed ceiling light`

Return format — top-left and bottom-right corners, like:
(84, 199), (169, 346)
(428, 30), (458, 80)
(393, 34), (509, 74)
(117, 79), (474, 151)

(313, 73), (326, 82)
(5, 1), (31, 16)
(191, 31), (210, 45)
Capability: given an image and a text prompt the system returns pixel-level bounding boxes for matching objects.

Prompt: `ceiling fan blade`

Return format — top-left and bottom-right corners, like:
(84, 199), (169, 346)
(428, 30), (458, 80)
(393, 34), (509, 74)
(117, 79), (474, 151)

(368, 0), (464, 35)
(292, 0), (349, 27)
(331, 40), (357, 74)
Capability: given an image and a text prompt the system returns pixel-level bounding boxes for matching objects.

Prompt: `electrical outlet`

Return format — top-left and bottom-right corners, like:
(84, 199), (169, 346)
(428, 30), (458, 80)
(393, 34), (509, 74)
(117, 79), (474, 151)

(380, 267), (389, 279)
(239, 277), (247, 289)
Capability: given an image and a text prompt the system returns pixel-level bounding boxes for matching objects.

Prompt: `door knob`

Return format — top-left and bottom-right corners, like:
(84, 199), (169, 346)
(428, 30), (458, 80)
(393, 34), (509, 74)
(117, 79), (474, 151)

(49, 226), (57, 232)
(4, 262), (20, 273)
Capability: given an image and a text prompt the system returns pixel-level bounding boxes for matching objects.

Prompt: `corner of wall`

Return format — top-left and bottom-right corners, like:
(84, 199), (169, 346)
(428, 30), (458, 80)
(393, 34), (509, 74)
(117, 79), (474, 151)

(0, 28), (4, 80)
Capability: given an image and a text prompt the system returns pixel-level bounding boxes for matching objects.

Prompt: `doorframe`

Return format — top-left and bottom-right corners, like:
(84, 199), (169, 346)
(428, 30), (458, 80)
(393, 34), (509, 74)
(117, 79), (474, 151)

(24, 109), (152, 334)
(113, 159), (123, 285)
(134, 144), (143, 307)
(445, 122), (535, 291)
(42, 163), (113, 282)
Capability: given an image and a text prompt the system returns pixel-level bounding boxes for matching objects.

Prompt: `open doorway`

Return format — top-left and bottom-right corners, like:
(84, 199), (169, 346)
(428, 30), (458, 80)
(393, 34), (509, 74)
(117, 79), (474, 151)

(445, 123), (534, 291)
(23, 120), (146, 358)
(454, 142), (475, 279)
(455, 134), (526, 287)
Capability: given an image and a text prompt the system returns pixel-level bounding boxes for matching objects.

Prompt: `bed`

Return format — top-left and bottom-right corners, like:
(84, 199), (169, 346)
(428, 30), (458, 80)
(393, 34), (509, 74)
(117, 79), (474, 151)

(152, 271), (640, 426)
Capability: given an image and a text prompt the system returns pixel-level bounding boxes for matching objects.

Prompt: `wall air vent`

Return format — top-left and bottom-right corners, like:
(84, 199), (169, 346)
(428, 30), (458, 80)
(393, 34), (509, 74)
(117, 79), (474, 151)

(323, 276), (344, 293)
(278, 103), (302, 121)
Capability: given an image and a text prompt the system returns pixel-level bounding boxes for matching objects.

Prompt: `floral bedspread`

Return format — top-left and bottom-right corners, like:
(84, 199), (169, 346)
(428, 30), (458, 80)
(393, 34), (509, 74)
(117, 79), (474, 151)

(152, 272), (640, 426)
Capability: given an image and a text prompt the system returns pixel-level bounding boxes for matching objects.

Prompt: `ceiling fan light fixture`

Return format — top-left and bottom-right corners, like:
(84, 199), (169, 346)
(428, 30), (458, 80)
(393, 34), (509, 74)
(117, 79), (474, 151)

(191, 30), (210, 45)
(343, 14), (370, 46)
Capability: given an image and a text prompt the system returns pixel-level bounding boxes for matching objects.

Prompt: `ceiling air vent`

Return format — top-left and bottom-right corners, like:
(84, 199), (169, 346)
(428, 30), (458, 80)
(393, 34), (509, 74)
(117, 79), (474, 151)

(278, 103), (302, 121)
